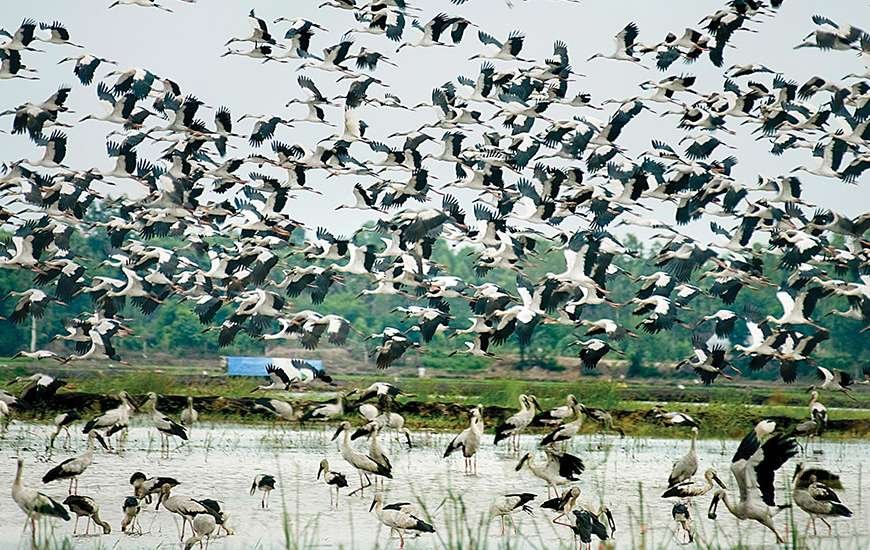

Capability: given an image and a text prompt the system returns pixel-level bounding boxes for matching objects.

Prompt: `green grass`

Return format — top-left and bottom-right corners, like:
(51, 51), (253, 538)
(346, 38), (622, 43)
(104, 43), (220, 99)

(2, 359), (868, 439)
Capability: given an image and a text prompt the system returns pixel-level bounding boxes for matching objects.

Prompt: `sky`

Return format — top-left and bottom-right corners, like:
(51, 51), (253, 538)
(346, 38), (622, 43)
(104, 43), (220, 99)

(0, 0), (867, 245)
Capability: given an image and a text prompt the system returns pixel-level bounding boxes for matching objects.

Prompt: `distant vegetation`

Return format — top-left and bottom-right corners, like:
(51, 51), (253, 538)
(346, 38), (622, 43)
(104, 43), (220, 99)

(1, 219), (866, 383)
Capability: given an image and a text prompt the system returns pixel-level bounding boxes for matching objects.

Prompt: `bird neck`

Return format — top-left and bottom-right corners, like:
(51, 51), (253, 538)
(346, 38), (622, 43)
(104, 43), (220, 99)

(13, 462), (23, 486)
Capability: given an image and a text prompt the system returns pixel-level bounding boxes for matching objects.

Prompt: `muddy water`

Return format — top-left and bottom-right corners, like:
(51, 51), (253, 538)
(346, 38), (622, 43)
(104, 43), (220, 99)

(0, 421), (866, 549)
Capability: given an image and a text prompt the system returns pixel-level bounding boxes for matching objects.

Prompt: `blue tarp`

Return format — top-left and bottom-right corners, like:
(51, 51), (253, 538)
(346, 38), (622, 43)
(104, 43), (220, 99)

(225, 356), (324, 376)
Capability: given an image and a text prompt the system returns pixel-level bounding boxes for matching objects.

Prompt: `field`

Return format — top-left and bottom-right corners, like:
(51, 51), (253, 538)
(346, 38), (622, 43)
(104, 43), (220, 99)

(2, 358), (868, 439)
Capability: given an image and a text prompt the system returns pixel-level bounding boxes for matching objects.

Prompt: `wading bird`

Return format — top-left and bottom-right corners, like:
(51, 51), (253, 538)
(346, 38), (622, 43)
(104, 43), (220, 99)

(707, 421), (798, 543)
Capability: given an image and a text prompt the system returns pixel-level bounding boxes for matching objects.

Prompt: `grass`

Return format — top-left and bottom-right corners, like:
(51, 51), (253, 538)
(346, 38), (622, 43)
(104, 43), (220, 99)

(2, 359), (868, 439)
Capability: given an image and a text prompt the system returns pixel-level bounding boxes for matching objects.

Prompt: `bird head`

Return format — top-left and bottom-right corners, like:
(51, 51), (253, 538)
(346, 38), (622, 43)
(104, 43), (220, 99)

(317, 459), (328, 480)
(369, 492), (383, 512)
(331, 421), (349, 441)
(515, 452), (531, 471)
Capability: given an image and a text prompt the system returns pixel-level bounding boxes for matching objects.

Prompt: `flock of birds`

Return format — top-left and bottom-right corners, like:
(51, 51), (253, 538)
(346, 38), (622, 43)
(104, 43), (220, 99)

(0, 0), (867, 547)
(0, 0), (868, 384)
(0, 372), (860, 549)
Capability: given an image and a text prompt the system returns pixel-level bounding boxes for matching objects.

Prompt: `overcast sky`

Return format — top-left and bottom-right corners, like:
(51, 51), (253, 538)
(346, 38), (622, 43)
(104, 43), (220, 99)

(1, 0), (866, 245)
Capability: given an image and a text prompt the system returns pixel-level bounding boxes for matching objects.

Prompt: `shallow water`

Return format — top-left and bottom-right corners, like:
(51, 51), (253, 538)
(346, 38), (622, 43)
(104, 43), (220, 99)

(0, 421), (866, 549)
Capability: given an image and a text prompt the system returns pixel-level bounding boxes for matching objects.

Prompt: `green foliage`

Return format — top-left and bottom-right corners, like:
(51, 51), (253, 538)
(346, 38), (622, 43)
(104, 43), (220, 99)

(1, 225), (867, 381)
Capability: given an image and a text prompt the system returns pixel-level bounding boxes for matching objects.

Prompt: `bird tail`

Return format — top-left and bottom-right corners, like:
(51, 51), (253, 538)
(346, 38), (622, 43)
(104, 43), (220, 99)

(830, 502), (853, 517)
(41, 466), (64, 484)
(413, 517), (435, 533)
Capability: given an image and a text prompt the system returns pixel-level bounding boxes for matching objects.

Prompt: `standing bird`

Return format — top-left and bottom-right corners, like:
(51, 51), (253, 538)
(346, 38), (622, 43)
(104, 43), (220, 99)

(64, 495), (111, 535)
(494, 394), (537, 451)
(120, 496), (142, 534)
(42, 431), (107, 494)
(49, 410), (80, 449)
(554, 508), (611, 550)
(184, 513), (217, 550)
(667, 426), (699, 487)
(490, 493), (536, 536)
(516, 448), (585, 497)
(808, 390), (828, 436)
(707, 421), (798, 543)
(180, 396), (199, 429)
(142, 392), (188, 455)
(156, 483), (216, 541)
(130, 472), (181, 505)
(534, 395), (579, 426)
(250, 474), (276, 508)
(671, 501), (694, 543)
(539, 404), (584, 448)
(792, 464), (853, 535)
(370, 493), (435, 549)
(331, 421), (392, 497)
(82, 391), (136, 450)
(11, 458), (70, 546)
(444, 406), (485, 475)
(317, 459), (348, 508)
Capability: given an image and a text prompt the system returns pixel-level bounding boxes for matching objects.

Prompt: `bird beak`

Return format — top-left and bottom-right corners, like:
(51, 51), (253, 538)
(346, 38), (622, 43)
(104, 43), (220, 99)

(156, 493), (164, 510)
(369, 498), (377, 512)
(331, 425), (344, 441)
(316, 463), (324, 480)
(713, 474), (726, 489)
(95, 433), (108, 450)
(250, 481), (257, 496)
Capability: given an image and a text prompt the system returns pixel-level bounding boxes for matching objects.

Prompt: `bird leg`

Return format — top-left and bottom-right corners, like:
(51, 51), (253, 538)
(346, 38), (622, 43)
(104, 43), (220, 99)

(819, 516), (832, 534)
(85, 516), (91, 535)
(398, 530), (405, 549)
(73, 515), (79, 535)
(348, 472), (371, 497)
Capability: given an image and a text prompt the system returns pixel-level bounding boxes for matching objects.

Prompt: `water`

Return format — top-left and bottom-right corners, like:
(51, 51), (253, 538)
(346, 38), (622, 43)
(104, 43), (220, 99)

(0, 421), (866, 549)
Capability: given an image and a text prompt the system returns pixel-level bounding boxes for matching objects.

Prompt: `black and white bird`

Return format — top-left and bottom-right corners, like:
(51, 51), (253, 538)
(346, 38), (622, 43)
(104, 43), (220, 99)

(666, 426), (699, 488)
(662, 468), (726, 499)
(443, 406), (485, 475)
(534, 395), (579, 426)
(12, 458), (70, 545)
(49, 410), (80, 449)
(250, 474), (276, 508)
(42, 431), (107, 494)
(7, 373), (66, 404)
(516, 448), (585, 497)
(63, 495), (111, 535)
(490, 493), (536, 536)
(369, 493), (435, 549)
(792, 463), (853, 536)
(707, 420), (798, 543)
(317, 459), (348, 508)
(494, 394), (537, 451)
(652, 407), (700, 428)
(142, 392), (189, 455)
(253, 397), (295, 422)
(331, 421), (392, 497)
(130, 471), (181, 505)
(120, 496), (142, 534)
